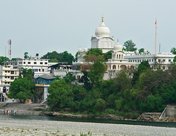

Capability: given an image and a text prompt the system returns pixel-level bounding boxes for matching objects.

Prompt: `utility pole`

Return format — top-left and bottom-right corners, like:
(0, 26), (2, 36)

(8, 39), (12, 60)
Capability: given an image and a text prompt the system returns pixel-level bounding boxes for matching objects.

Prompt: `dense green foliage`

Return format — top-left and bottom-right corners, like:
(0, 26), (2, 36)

(0, 56), (9, 65)
(41, 51), (74, 64)
(171, 47), (176, 54)
(47, 59), (176, 116)
(123, 40), (137, 51)
(84, 48), (112, 62)
(138, 48), (144, 54)
(9, 69), (35, 102)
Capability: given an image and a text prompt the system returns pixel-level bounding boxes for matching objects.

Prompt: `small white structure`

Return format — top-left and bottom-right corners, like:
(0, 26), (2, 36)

(50, 63), (72, 78)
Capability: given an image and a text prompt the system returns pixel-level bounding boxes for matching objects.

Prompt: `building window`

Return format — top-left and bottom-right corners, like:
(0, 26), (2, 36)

(24, 62), (26, 64)
(28, 62), (31, 64)
(11, 71), (14, 74)
(45, 62), (48, 64)
(40, 62), (43, 64)
(163, 66), (165, 70)
(112, 65), (116, 70)
(34, 62), (37, 64)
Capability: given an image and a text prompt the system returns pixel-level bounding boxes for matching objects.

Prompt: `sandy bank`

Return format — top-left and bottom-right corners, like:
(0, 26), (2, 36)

(0, 119), (176, 136)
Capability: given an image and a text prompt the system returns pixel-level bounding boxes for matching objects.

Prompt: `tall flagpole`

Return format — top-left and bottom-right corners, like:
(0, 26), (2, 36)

(8, 39), (12, 60)
(154, 19), (157, 55)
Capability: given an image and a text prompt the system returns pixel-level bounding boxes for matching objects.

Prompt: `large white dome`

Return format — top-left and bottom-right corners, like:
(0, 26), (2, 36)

(95, 18), (111, 37)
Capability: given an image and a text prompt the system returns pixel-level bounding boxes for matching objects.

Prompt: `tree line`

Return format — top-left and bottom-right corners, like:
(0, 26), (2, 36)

(46, 48), (176, 117)
(5, 41), (176, 117)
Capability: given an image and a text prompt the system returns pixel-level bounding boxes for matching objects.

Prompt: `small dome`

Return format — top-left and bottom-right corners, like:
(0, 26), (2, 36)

(95, 17), (111, 37)
(114, 44), (123, 51)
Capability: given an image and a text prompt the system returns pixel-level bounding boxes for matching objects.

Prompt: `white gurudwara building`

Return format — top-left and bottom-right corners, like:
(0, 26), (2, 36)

(91, 17), (116, 53)
(78, 17), (176, 79)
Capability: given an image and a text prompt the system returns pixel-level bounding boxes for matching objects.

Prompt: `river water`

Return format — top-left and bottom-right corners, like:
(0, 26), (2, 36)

(0, 115), (176, 136)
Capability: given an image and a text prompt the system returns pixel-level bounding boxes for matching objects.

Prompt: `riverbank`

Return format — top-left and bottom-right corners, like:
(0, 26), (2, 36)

(0, 103), (134, 121)
(1, 103), (176, 123)
(0, 103), (46, 115)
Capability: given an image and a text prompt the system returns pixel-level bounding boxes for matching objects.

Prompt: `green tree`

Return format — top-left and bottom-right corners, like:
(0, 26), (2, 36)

(24, 52), (29, 59)
(88, 61), (106, 86)
(58, 51), (74, 64)
(80, 71), (92, 90)
(0, 56), (9, 65)
(171, 48), (176, 54)
(132, 61), (150, 85)
(41, 51), (74, 64)
(123, 40), (137, 51)
(138, 61), (150, 73)
(41, 51), (59, 62)
(138, 48), (144, 54)
(9, 69), (34, 102)
(21, 69), (34, 79)
(94, 98), (106, 112)
(143, 95), (164, 112)
(173, 56), (176, 64)
(104, 50), (113, 61)
(113, 71), (132, 93)
(9, 77), (35, 102)
(84, 48), (104, 62)
(47, 79), (74, 111)
(63, 73), (75, 83)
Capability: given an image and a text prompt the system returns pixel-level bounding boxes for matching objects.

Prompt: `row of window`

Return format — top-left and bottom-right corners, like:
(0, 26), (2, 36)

(4, 82), (10, 85)
(111, 65), (133, 70)
(19, 62), (48, 65)
(33, 69), (45, 72)
(114, 54), (123, 59)
(4, 76), (15, 80)
(157, 59), (172, 63)
(128, 59), (173, 63)
(4, 71), (17, 74)
(128, 59), (154, 63)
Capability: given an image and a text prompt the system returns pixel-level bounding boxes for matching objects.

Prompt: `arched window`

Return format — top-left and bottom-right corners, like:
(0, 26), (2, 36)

(113, 65), (116, 69)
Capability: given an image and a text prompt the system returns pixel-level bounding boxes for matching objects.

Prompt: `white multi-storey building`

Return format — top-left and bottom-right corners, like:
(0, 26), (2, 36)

(106, 44), (175, 78)
(0, 64), (19, 102)
(10, 57), (56, 78)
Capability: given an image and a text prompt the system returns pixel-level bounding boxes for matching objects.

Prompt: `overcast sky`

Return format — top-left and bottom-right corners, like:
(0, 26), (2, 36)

(0, 0), (175, 58)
